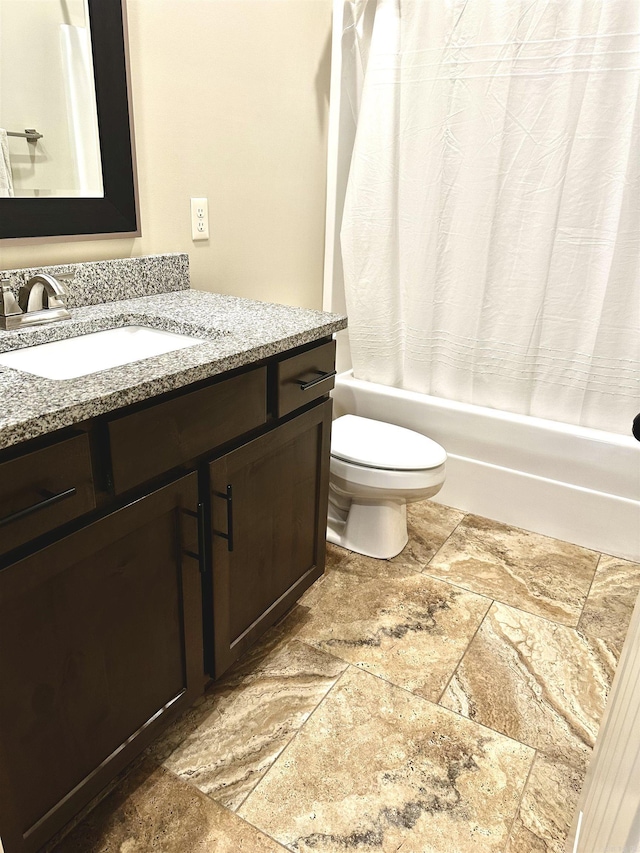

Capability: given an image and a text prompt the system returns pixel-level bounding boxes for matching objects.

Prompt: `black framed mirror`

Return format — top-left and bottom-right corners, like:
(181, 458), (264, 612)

(0, 0), (138, 240)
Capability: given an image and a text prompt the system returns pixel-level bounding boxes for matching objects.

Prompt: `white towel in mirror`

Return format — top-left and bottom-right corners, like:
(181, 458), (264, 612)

(0, 130), (14, 198)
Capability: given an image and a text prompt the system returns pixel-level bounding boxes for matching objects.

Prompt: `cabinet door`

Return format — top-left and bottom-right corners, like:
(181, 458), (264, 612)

(0, 473), (203, 853)
(210, 399), (332, 677)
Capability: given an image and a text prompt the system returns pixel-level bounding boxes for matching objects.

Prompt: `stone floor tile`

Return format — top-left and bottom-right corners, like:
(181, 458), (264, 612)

(51, 759), (287, 852)
(155, 631), (346, 811)
(440, 602), (616, 767)
(238, 667), (534, 853)
(578, 554), (640, 658)
(390, 500), (465, 570)
(279, 556), (491, 701)
(505, 753), (586, 853)
(426, 515), (599, 625)
(298, 543), (380, 605)
(145, 627), (294, 765)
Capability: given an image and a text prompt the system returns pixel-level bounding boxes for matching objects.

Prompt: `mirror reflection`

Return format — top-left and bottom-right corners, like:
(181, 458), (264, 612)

(0, 0), (103, 199)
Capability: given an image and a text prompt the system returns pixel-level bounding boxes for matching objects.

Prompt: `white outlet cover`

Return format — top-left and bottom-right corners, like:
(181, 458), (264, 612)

(191, 197), (209, 241)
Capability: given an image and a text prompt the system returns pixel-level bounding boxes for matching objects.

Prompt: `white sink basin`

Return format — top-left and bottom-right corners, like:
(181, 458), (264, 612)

(0, 325), (205, 380)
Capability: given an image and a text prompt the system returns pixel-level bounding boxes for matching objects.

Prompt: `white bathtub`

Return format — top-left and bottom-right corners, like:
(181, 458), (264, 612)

(332, 371), (640, 562)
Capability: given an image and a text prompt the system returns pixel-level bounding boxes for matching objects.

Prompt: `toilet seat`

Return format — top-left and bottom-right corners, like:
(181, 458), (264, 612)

(331, 415), (446, 471)
(331, 454), (446, 492)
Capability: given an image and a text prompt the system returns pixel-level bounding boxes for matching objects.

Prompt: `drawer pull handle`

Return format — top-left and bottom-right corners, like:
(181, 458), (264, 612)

(297, 370), (337, 392)
(212, 485), (234, 552)
(0, 486), (77, 529)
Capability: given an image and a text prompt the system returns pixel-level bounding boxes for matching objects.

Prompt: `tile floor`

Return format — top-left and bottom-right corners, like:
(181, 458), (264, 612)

(50, 503), (640, 853)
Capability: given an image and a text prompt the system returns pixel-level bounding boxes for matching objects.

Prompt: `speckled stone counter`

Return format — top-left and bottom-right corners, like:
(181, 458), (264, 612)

(0, 257), (346, 451)
(1, 253), (190, 309)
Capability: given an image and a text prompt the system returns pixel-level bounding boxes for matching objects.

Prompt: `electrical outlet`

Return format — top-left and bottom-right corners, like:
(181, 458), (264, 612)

(190, 197), (209, 241)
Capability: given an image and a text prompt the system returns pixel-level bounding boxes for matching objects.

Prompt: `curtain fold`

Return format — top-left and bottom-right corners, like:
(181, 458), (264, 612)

(341, 0), (640, 434)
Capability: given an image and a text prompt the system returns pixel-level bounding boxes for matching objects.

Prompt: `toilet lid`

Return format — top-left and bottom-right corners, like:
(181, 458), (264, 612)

(331, 415), (447, 471)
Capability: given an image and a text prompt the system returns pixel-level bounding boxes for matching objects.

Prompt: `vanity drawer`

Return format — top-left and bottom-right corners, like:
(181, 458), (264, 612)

(108, 367), (267, 494)
(0, 433), (95, 557)
(276, 340), (336, 418)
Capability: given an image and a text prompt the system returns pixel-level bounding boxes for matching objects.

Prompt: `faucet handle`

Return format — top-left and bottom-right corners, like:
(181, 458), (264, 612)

(47, 272), (73, 304)
(0, 280), (21, 318)
(55, 271), (75, 292)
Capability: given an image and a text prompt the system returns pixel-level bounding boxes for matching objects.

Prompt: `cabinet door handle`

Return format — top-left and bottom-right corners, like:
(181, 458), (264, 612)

(212, 485), (234, 552)
(197, 501), (207, 568)
(182, 502), (207, 574)
(0, 486), (77, 529)
(296, 370), (337, 392)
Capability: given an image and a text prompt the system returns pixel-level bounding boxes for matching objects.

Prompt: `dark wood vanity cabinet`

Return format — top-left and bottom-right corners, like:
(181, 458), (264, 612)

(0, 433), (96, 557)
(210, 399), (332, 677)
(107, 367), (268, 495)
(0, 474), (203, 853)
(0, 336), (335, 853)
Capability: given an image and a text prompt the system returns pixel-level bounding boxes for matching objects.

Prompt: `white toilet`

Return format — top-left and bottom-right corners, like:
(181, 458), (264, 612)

(326, 415), (447, 559)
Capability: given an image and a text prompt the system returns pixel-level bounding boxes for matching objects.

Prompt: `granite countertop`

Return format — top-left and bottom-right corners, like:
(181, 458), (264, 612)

(0, 289), (347, 451)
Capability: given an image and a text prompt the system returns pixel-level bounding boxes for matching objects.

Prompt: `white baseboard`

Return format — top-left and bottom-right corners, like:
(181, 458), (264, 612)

(436, 454), (640, 561)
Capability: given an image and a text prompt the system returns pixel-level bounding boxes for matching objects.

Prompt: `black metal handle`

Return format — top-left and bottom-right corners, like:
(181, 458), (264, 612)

(197, 501), (207, 567)
(212, 485), (234, 552)
(297, 370), (337, 392)
(633, 413), (640, 442)
(182, 502), (207, 574)
(0, 486), (76, 529)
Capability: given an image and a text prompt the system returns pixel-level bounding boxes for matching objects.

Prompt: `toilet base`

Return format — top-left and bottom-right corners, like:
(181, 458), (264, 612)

(327, 497), (408, 559)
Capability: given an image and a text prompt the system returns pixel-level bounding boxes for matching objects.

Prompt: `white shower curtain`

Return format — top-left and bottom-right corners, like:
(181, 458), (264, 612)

(60, 18), (103, 197)
(341, 0), (640, 435)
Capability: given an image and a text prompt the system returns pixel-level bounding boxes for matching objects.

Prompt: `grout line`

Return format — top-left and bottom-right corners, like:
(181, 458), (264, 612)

(425, 679), (540, 754)
(419, 566), (592, 633)
(232, 663), (351, 815)
(473, 596), (587, 633)
(436, 598), (493, 705)
(154, 636), (349, 829)
(423, 512), (468, 569)
(419, 507), (604, 626)
(310, 606), (593, 766)
(290, 627), (508, 738)
(501, 748), (538, 853)
(294, 636), (364, 672)
(381, 511), (468, 578)
(168, 645), (540, 849)
(337, 507), (603, 635)
(224, 810), (291, 851)
(323, 656), (535, 756)
(151, 634), (345, 816)
(599, 550), (640, 564)
(576, 551), (603, 627)
(154, 763), (292, 851)
(420, 568), (496, 604)
(452, 509), (603, 555)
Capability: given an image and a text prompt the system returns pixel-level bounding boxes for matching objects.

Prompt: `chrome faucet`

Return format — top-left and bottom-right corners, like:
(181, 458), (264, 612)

(0, 272), (72, 330)
(19, 273), (70, 313)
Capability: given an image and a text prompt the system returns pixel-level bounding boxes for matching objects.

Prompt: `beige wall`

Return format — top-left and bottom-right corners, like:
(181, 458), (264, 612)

(0, 0), (332, 310)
